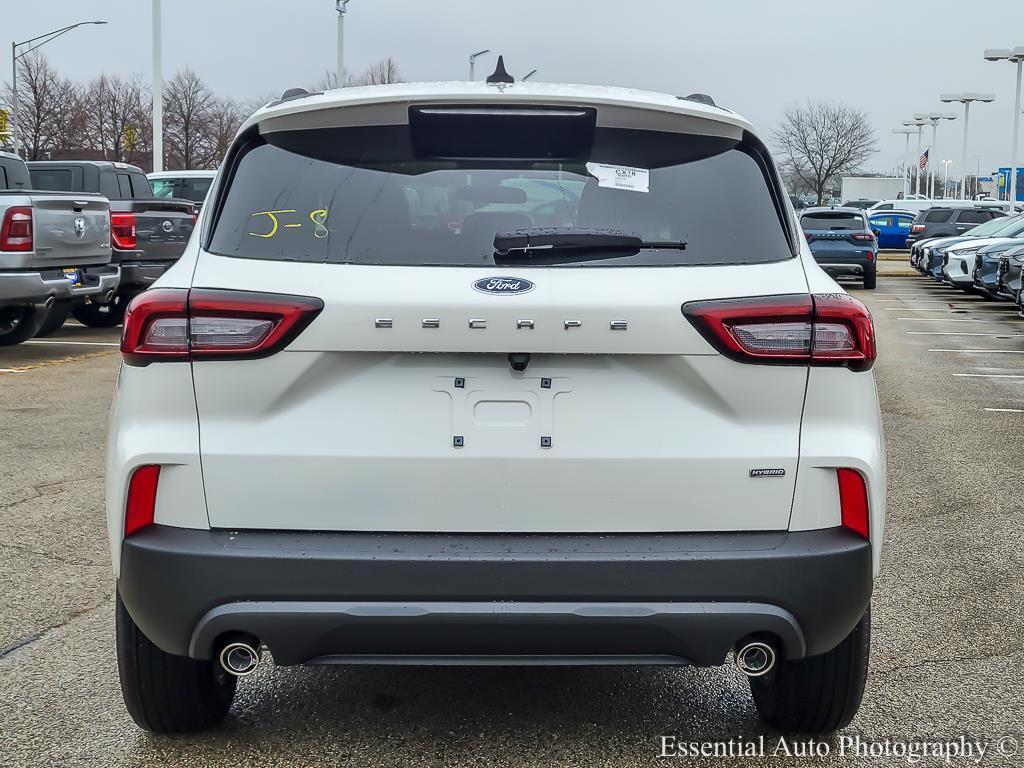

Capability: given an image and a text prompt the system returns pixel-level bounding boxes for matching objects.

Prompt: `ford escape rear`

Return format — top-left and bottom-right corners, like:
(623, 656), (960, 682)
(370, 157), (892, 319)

(107, 82), (885, 736)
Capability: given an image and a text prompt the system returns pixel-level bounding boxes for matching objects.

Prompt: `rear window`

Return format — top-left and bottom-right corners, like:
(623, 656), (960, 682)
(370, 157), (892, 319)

(178, 177), (213, 202)
(800, 212), (865, 230)
(208, 123), (793, 267)
(925, 209), (953, 222)
(29, 168), (73, 191)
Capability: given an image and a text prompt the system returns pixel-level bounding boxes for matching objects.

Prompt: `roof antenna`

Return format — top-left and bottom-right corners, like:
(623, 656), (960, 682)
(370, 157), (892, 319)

(486, 55), (515, 85)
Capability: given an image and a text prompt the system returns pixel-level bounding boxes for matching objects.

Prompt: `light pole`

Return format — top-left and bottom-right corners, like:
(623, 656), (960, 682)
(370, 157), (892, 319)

(941, 93), (996, 199)
(152, 0), (162, 172)
(335, 0), (351, 87)
(892, 127), (916, 197)
(902, 118), (927, 196)
(942, 160), (953, 198)
(10, 20), (106, 156)
(914, 112), (957, 198)
(984, 47), (1024, 205)
(468, 49), (490, 81)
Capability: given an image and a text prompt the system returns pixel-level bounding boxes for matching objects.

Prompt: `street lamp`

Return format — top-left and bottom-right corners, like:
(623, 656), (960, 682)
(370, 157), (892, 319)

(941, 160), (953, 198)
(892, 127), (916, 197)
(335, 0), (351, 87)
(914, 112), (957, 198)
(902, 118), (927, 196)
(983, 47), (1024, 205)
(940, 92), (996, 199)
(468, 49), (490, 81)
(10, 20), (106, 156)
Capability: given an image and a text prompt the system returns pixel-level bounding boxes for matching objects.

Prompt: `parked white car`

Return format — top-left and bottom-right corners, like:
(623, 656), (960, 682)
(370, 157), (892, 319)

(108, 81), (885, 735)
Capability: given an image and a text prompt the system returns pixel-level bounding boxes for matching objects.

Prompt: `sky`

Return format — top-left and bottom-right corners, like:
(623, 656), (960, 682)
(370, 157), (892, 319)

(5, 0), (1024, 182)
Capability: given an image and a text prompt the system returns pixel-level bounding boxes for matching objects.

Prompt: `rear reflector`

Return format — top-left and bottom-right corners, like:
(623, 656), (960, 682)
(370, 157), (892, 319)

(836, 468), (869, 540)
(0, 207), (33, 252)
(683, 293), (876, 371)
(121, 288), (323, 365)
(124, 465), (160, 537)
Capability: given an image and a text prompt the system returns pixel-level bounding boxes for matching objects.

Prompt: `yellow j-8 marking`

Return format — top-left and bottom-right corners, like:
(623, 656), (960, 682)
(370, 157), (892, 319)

(248, 208), (330, 238)
(248, 210), (297, 238)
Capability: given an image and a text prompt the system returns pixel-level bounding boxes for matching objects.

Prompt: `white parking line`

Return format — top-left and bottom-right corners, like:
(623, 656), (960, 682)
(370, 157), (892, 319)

(984, 407), (1024, 413)
(898, 317), (1007, 322)
(952, 373), (1024, 378)
(908, 331), (1024, 336)
(0, 369), (26, 374)
(929, 349), (1024, 353)
(20, 340), (119, 347)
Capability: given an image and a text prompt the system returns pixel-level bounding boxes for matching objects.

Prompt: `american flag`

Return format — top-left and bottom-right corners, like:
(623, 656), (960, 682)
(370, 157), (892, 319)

(919, 148), (929, 170)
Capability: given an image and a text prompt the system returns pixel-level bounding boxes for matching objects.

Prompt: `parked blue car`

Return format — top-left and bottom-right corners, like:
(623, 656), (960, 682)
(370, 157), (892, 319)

(868, 211), (915, 249)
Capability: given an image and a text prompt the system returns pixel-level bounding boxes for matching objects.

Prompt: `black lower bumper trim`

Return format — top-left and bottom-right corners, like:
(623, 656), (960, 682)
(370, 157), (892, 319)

(118, 526), (872, 667)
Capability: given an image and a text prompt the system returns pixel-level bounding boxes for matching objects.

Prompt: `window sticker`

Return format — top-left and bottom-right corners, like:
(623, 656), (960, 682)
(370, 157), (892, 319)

(585, 162), (650, 193)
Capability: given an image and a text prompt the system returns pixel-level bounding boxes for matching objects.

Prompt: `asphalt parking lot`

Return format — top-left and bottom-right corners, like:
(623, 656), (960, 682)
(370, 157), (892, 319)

(2, 279), (1023, 767)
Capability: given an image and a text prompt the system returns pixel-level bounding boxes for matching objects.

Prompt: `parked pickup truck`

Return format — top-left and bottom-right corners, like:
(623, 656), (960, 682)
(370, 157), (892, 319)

(27, 160), (195, 327)
(0, 151), (116, 345)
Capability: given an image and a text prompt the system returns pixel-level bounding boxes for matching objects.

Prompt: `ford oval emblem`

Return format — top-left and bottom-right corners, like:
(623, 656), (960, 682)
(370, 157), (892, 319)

(472, 277), (535, 295)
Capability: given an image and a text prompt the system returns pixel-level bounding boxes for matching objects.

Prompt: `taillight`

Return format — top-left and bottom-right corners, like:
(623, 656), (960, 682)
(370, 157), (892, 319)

(121, 288), (324, 366)
(0, 206), (33, 252)
(124, 464), (160, 537)
(682, 293), (876, 372)
(910, 224), (925, 234)
(851, 233), (874, 241)
(836, 468), (869, 540)
(111, 213), (137, 250)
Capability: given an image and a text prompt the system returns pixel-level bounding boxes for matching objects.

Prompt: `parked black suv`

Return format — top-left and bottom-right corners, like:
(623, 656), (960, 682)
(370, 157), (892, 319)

(27, 161), (195, 327)
(905, 207), (1004, 249)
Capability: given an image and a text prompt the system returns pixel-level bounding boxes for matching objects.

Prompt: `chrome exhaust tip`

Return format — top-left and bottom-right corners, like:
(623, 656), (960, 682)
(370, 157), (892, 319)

(103, 290), (115, 303)
(218, 641), (261, 677)
(43, 296), (55, 309)
(735, 641), (776, 678)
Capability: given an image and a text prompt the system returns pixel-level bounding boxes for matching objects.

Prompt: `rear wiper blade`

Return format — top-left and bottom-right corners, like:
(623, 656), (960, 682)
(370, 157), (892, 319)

(493, 228), (686, 260)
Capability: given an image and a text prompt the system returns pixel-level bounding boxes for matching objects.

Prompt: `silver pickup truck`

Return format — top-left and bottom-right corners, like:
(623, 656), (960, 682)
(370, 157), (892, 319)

(0, 151), (117, 345)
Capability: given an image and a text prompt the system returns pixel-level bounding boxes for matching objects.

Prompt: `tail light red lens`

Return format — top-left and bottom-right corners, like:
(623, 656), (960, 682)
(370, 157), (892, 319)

(851, 233), (874, 241)
(837, 468), (870, 540)
(910, 224), (925, 234)
(121, 288), (324, 366)
(0, 207), (33, 252)
(124, 464), (160, 537)
(111, 213), (137, 250)
(683, 293), (876, 371)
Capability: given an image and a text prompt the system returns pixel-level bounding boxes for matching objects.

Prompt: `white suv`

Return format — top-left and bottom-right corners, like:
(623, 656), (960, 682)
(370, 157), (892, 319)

(107, 81), (885, 735)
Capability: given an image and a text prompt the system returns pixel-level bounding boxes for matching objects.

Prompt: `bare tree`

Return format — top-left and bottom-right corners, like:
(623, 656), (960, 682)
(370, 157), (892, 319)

(353, 57), (402, 86)
(163, 68), (217, 169)
(315, 57), (402, 90)
(84, 74), (148, 163)
(773, 101), (877, 205)
(2, 52), (84, 159)
(207, 98), (244, 164)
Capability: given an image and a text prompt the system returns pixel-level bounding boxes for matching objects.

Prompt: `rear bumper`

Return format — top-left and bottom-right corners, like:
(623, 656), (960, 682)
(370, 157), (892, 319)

(0, 264), (120, 305)
(118, 526), (872, 667)
(115, 258), (175, 292)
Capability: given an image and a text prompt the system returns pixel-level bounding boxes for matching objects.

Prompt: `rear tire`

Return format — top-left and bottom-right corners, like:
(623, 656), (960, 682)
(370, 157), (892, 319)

(35, 300), (71, 337)
(71, 294), (127, 328)
(0, 305), (45, 346)
(116, 593), (236, 733)
(750, 607), (870, 734)
(863, 268), (877, 290)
